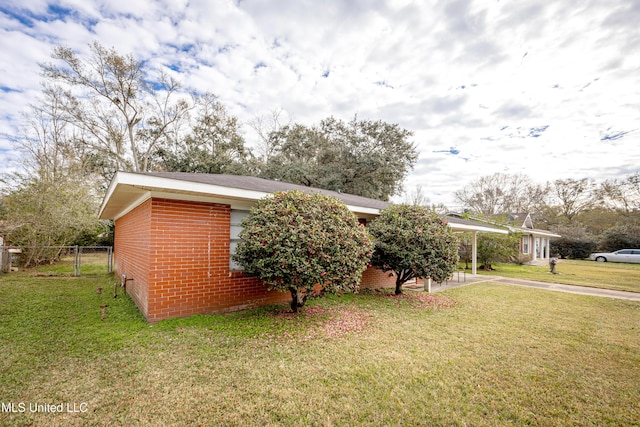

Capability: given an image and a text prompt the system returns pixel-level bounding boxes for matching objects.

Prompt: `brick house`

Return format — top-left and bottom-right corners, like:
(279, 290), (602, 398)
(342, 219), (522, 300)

(99, 172), (506, 322)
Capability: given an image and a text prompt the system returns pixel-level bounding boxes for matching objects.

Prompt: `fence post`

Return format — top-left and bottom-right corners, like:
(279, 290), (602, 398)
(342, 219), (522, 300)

(108, 246), (113, 273)
(74, 245), (80, 277)
(1, 247), (8, 273)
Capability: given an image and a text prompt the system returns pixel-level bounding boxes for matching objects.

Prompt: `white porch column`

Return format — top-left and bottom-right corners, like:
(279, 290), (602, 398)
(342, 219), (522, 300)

(546, 238), (550, 259)
(472, 230), (477, 275)
(531, 236), (537, 262)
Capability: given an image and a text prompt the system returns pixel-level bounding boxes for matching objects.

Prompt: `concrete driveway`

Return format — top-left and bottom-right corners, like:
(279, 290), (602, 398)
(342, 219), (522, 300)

(427, 274), (640, 302)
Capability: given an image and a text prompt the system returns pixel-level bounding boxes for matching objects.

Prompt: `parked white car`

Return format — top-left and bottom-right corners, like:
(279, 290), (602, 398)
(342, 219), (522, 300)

(589, 249), (640, 264)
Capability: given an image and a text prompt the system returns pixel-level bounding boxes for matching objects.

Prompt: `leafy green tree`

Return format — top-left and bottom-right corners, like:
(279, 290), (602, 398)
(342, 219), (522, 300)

(551, 237), (595, 260)
(548, 223), (595, 259)
(0, 177), (105, 266)
(477, 233), (520, 270)
(1, 82), (109, 264)
(260, 116), (416, 201)
(368, 204), (459, 294)
(597, 223), (640, 252)
(233, 191), (373, 312)
(156, 94), (254, 174)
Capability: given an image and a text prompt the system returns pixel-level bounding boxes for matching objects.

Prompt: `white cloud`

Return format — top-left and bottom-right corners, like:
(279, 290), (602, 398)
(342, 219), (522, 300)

(0, 0), (638, 203)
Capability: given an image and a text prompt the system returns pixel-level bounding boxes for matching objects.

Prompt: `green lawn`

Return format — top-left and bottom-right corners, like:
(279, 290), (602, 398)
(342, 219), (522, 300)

(1, 273), (639, 426)
(475, 259), (640, 293)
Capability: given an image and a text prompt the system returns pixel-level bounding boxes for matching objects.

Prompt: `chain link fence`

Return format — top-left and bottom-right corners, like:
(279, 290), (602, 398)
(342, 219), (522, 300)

(1, 246), (113, 276)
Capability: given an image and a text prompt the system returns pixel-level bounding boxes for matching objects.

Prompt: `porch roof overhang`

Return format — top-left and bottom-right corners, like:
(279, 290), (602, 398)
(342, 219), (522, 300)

(446, 217), (509, 234)
(510, 226), (561, 239)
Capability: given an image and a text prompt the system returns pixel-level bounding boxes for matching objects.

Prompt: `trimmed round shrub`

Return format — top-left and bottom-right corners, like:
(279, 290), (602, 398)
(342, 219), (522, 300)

(368, 204), (459, 294)
(233, 191), (373, 312)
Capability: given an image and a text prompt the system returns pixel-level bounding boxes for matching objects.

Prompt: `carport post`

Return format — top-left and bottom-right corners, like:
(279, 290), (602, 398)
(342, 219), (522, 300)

(472, 231), (477, 275)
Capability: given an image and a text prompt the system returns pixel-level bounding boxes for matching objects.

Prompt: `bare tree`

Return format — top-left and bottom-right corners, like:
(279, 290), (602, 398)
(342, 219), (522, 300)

(15, 85), (82, 183)
(550, 178), (596, 223)
(404, 184), (431, 206)
(1, 83), (107, 264)
(598, 172), (640, 215)
(454, 173), (548, 215)
(40, 41), (193, 177)
(248, 107), (290, 163)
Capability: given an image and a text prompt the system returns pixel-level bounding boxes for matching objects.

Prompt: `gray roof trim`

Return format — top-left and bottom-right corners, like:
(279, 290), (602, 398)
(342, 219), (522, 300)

(142, 172), (391, 210)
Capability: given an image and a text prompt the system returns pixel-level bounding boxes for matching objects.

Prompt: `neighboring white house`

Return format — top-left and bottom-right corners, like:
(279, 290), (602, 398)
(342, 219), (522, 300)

(504, 213), (561, 262)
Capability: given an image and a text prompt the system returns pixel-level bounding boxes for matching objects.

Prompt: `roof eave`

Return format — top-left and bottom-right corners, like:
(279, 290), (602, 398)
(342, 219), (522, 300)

(508, 226), (561, 238)
(99, 171), (382, 220)
(448, 222), (509, 234)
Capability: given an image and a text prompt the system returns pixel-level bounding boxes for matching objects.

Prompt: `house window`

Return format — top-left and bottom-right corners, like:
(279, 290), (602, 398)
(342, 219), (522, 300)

(230, 209), (249, 270)
(522, 236), (530, 254)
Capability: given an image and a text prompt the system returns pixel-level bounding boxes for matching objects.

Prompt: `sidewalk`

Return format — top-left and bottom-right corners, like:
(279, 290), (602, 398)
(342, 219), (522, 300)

(416, 274), (640, 302)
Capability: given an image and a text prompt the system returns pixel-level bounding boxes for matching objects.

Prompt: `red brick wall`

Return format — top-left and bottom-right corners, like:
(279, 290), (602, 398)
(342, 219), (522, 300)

(144, 198), (288, 322)
(359, 266), (397, 289)
(116, 198), (413, 322)
(114, 199), (152, 317)
(359, 267), (425, 290)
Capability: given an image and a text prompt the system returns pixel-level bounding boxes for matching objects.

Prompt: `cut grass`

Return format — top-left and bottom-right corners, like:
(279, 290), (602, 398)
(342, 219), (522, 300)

(1, 273), (639, 426)
(476, 259), (640, 293)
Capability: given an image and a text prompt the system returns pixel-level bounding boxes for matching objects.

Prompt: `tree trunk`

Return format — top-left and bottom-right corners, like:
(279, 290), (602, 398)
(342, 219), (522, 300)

(395, 277), (403, 295)
(289, 287), (309, 312)
(394, 269), (414, 294)
(289, 287), (298, 312)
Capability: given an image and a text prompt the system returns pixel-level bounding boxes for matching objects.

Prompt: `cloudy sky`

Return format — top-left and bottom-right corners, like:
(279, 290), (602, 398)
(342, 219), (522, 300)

(1, 0), (638, 206)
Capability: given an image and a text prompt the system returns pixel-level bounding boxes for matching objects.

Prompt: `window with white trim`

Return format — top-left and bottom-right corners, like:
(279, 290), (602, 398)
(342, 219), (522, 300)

(522, 236), (530, 254)
(230, 210), (249, 270)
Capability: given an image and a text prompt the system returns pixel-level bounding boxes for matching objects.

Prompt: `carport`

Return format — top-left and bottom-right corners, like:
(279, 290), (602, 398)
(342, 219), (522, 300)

(444, 214), (509, 275)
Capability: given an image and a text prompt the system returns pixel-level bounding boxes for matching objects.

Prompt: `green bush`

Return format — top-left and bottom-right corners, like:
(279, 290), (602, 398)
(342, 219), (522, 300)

(233, 191), (373, 312)
(597, 223), (640, 252)
(551, 237), (596, 259)
(368, 204), (459, 294)
(477, 233), (519, 270)
(1, 178), (104, 266)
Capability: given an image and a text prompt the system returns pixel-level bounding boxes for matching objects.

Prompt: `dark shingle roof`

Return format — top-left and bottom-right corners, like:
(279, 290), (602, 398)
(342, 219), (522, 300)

(142, 172), (391, 210)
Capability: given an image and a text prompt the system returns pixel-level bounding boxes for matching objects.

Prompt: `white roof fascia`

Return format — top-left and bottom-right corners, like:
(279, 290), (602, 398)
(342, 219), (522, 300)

(123, 171), (272, 201)
(98, 171), (122, 218)
(448, 222), (508, 234)
(529, 230), (562, 238)
(344, 205), (380, 215)
(509, 226), (561, 238)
